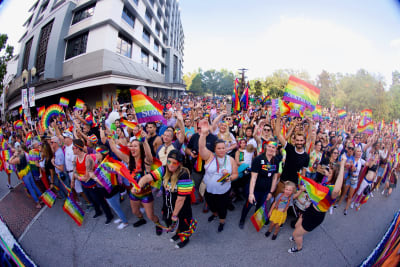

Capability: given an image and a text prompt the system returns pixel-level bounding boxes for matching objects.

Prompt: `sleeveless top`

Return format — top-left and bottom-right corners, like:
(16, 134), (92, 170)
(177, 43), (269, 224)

(147, 135), (157, 157)
(203, 155), (232, 194)
(77, 154), (96, 188)
(17, 153), (30, 179)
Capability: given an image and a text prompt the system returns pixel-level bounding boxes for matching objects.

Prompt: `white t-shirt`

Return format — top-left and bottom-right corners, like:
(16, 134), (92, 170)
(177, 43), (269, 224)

(64, 144), (75, 172)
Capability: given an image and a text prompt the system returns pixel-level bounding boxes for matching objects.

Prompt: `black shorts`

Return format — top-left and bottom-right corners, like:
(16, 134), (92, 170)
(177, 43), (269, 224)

(204, 190), (230, 220)
(302, 205), (326, 232)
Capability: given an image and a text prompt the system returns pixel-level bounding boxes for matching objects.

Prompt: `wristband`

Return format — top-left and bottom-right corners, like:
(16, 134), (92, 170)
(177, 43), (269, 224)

(171, 215), (178, 220)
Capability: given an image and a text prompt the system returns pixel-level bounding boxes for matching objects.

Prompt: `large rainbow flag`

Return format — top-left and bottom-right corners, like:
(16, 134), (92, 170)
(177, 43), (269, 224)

(338, 109), (347, 119)
(233, 78), (240, 113)
(271, 98), (291, 118)
(63, 194), (84, 226)
(130, 89), (166, 124)
(283, 76), (320, 111)
(358, 120), (374, 135)
(312, 104), (322, 121)
(361, 109), (372, 120)
(298, 174), (335, 212)
(240, 86), (249, 110)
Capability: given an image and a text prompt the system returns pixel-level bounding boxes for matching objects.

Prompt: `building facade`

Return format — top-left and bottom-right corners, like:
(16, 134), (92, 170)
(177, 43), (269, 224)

(6, 0), (185, 111)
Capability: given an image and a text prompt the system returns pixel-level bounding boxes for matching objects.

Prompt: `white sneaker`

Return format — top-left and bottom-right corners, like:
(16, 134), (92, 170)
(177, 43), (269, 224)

(350, 203), (354, 209)
(114, 218), (122, 224)
(370, 192), (374, 198)
(381, 190), (385, 195)
(117, 223), (128, 230)
(329, 206), (333, 215)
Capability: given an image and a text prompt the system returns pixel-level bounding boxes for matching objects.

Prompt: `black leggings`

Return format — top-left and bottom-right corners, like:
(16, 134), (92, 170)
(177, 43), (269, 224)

(82, 187), (113, 220)
(205, 190), (230, 220)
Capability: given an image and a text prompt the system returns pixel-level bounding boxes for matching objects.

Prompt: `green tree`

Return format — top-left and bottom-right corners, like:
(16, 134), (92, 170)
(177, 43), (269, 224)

(219, 69), (234, 95)
(254, 80), (262, 96)
(188, 73), (203, 95)
(316, 70), (334, 107)
(0, 34), (14, 94)
(182, 71), (197, 90)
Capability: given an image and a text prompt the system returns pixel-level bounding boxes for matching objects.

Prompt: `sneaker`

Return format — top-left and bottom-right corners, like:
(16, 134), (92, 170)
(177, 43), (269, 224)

(370, 192), (374, 198)
(117, 223), (128, 230)
(133, 218), (147, 227)
(288, 246), (302, 253)
(265, 231), (271, 237)
(208, 215), (216, 222)
(7, 184), (14, 190)
(170, 234), (180, 242)
(93, 212), (103, 218)
(105, 218), (113, 225)
(156, 225), (163, 236)
(329, 206), (333, 215)
(272, 234), (278, 240)
(114, 218), (122, 224)
(239, 220), (245, 229)
(175, 238), (190, 249)
(289, 236), (295, 242)
(350, 202), (354, 209)
(344, 209), (347, 216)
(218, 223), (225, 232)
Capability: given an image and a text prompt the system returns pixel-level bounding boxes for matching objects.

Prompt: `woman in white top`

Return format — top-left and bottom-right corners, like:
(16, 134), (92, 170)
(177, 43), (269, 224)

(199, 119), (238, 232)
(235, 139), (255, 178)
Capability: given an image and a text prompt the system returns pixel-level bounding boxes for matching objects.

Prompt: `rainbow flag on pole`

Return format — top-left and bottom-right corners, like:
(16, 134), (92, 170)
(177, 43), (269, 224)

(298, 174), (334, 212)
(130, 89), (166, 124)
(233, 78), (240, 113)
(63, 194), (84, 226)
(40, 189), (57, 208)
(338, 109), (347, 119)
(283, 76), (320, 111)
(18, 106), (23, 117)
(75, 99), (85, 111)
(37, 106), (45, 118)
(250, 203), (268, 232)
(120, 119), (138, 130)
(13, 120), (23, 130)
(240, 86), (249, 110)
(59, 97), (69, 107)
(271, 99), (291, 118)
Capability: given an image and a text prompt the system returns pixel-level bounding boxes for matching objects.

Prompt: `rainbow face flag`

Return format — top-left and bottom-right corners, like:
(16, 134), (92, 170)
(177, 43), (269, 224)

(40, 189), (57, 208)
(13, 120), (23, 130)
(283, 76), (320, 111)
(130, 89), (166, 124)
(63, 195), (84, 226)
(298, 174), (334, 212)
(37, 106), (45, 118)
(59, 97), (69, 107)
(250, 203), (268, 232)
(358, 120), (374, 135)
(41, 104), (64, 130)
(120, 119), (138, 130)
(338, 109), (347, 119)
(75, 99), (85, 111)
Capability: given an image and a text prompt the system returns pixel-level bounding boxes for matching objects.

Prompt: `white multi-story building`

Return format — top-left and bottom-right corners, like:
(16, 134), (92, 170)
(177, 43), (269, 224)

(7, 0), (185, 111)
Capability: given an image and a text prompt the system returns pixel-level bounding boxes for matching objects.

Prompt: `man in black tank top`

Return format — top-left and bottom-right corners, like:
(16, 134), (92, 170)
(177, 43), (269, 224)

(146, 122), (162, 157)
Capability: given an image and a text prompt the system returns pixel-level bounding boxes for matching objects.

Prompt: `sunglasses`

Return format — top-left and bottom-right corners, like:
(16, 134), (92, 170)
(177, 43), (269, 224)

(347, 147), (354, 150)
(167, 160), (180, 166)
(225, 118), (232, 120)
(263, 128), (271, 132)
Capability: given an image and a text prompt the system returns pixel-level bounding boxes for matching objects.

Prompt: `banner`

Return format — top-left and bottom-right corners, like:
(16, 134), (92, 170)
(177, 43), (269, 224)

(21, 89), (28, 109)
(29, 87), (35, 107)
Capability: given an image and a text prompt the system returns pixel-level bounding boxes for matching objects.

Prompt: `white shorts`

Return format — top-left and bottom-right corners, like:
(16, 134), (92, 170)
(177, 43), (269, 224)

(69, 172), (83, 193)
(357, 179), (372, 196)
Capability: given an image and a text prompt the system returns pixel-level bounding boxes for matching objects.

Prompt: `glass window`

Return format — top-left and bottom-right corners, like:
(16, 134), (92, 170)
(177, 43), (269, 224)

(162, 49), (166, 58)
(122, 6), (135, 28)
(149, 0), (155, 6)
(155, 26), (160, 37)
(116, 34), (132, 58)
(65, 32), (88, 60)
(157, 9), (162, 20)
(145, 9), (152, 24)
(153, 58), (158, 71)
(72, 3), (95, 25)
(36, 20), (54, 73)
(154, 42), (159, 53)
(161, 63), (165, 74)
(142, 29), (150, 43)
(141, 50), (149, 66)
(133, 0), (139, 5)
(22, 38), (33, 72)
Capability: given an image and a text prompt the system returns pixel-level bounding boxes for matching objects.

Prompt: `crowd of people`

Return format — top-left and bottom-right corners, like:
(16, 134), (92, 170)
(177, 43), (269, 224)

(2, 96), (399, 251)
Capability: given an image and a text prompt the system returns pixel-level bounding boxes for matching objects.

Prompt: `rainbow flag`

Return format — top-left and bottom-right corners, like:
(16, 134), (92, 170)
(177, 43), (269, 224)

(75, 99), (85, 111)
(84, 113), (95, 127)
(13, 120), (23, 130)
(361, 109), (372, 120)
(217, 173), (230, 184)
(40, 189), (56, 208)
(338, 109), (347, 119)
(41, 104), (64, 130)
(379, 120), (385, 132)
(271, 99), (291, 118)
(288, 103), (304, 118)
(59, 97), (69, 107)
(250, 203), (268, 232)
(103, 156), (140, 191)
(283, 76), (320, 111)
(233, 78), (240, 113)
(194, 154), (202, 172)
(25, 132), (33, 147)
(135, 129), (144, 142)
(240, 86), (249, 110)
(149, 166), (165, 189)
(120, 119), (138, 130)
(94, 159), (118, 193)
(0, 128), (3, 140)
(261, 95), (271, 106)
(312, 104), (322, 121)
(18, 106), (23, 117)
(63, 194), (84, 226)
(358, 120), (374, 135)
(130, 89), (166, 124)
(298, 174), (335, 212)
(28, 148), (41, 163)
(37, 106), (45, 118)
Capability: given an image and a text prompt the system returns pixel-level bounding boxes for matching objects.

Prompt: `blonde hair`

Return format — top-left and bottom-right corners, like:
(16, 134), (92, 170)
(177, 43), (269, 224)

(284, 181), (297, 194)
(163, 165), (190, 191)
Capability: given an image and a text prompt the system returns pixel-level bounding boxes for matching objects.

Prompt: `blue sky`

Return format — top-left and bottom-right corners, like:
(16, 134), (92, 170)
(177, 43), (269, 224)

(1, 0), (400, 84)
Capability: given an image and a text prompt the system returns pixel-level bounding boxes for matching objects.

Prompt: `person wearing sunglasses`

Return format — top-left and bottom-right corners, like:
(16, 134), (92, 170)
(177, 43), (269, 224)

(254, 120), (274, 155)
(335, 143), (355, 211)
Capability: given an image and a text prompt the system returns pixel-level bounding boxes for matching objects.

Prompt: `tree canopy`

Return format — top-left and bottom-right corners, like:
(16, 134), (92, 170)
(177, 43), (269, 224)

(0, 34), (14, 94)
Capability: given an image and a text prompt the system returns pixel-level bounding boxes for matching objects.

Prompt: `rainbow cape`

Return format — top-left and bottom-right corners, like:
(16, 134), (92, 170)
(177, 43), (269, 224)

(240, 86), (249, 110)
(41, 104), (64, 130)
(40, 189), (56, 208)
(37, 106), (45, 118)
(18, 106), (23, 117)
(358, 120), (374, 135)
(338, 109), (347, 119)
(120, 119), (138, 130)
(130, 89), (166, 124)
(13, 120), (23, 130)
(298, 173), (335, 212)
(250, 202), (268, 232)
(283, 76), (320, 111)
(75, 99), (84, 110)
(63, 194), (84, 226)
(59, 97), (69, 107)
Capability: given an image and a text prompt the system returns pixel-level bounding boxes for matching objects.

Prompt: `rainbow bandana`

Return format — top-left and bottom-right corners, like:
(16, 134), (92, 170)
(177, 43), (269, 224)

(266, 141), (277, 147)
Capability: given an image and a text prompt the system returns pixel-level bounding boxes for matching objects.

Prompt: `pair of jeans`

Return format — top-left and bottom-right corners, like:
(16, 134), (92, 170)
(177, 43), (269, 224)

(240, 187), (268, 223)
(82, 186), (113, 220)
(53, 174), (68, 199)
(106, 193), (128, 223)
(23, 172), (42, 203)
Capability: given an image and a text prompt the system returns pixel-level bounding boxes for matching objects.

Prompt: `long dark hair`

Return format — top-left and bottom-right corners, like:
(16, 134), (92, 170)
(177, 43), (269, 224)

(128, 140), (146, 173)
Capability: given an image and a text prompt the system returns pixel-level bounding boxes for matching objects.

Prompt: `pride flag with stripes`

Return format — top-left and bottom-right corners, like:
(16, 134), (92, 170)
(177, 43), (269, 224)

(298, 174), (335, 212)
(271, 99), (291, 118)
(18, 106), (23, 117)
(40, 189), (57, 208)
(37, 106), (45, 118)
(338, 109), (347, 119)
(283, 76), (320, 111)
(358, 120), (374, 135)
(63, 194), (84, 226)
(75, 99), (85, 111)
(130, 89), (166, 124)
(13, 120), (23, 130)
(59, 97), (69, 107)
(120, 119), (138, 130)
(233, 78), (240, 113)
(361, 109), (372, 120)
(240, 86), (249, 110)
(250, 203), (268, 232)
(312, 105), (322, 121)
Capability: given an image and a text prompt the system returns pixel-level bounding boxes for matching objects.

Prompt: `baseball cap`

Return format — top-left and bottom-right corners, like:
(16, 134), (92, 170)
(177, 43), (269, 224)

(63, 131), (73, 139)
(167, 150), (184, 163)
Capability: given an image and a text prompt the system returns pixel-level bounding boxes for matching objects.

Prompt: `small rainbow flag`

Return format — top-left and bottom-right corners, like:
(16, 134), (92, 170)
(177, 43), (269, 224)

(312, 105), (322, 121)
(250, 203), (268, 232)
(103, 156), (141, 192)
(13, 120), (23, 130)
(26, 132), (33, 147)
(94, 161), (118, 193)
(283, 76), (320, 111)
(271, 99), (291, 118)
(0, 128), (3, 140)
(135, 129), (144, 142)
(130, 89), (166, 124)
(59, 97), (69, 107)
(29, 148), (41, 163)
(41, 104), (64, 130)
(217, 173), (230, 184)
(379, 119), (385, 132)
(240, 86), (249, 110)
(37, 106), (45, 118)
(75, 99), (85, 111)
(63, 194), (84, 226)
(233, 78), (240, 113)
(288, 103), (304, 118)
(40, 189), (57, 208)
(0, 139), (8, 151)
(120, 119), (138, 130)
(358, 120), (374, 135)
(298, 173), (335, 212)
(338, 109), (347, 119)
(361, 109), (372, 120)
(194, 154), (202, 172)
(18, 106), (23, 117)
(261, 95), (271, 106)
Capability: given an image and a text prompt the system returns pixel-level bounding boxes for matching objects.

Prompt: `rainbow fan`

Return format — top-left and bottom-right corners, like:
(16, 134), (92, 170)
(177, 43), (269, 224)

(41, 104), (64, 130)
(13, 120), (23, 129)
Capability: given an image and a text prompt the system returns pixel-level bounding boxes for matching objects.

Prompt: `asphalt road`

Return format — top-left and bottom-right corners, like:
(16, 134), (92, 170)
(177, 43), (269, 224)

(9, 174), (397, 267)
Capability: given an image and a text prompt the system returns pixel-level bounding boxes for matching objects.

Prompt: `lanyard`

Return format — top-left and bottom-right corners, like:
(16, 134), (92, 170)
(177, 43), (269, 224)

(216, 155), (227, 173)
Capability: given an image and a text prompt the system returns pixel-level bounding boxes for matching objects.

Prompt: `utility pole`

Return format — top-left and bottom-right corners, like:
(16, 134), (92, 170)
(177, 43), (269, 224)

(238, 68), (248, 97)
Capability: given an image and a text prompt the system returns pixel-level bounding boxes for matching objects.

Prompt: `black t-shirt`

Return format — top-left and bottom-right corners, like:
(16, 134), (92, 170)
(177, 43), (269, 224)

(251, 153), (280, 193)
(281, 143), (309, 184)
(187, 132), (218, 173)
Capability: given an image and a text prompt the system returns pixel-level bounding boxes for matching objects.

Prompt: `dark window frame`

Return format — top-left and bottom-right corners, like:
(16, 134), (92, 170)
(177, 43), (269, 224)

(72, 3), (95, 25)
(122, 6), (135, 28)
(116, 34), (132, 58)
(22, 38), (33, 72)
(142, 29), (150, 43)
(36, 20), (54, 73)
(65, 32), (89, 60)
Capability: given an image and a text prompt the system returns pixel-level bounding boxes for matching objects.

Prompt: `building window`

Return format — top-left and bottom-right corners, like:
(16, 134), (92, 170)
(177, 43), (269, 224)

(141, 50), (149, 66)
(157, 9), (162, 20)
(22, 38), (33, 72)
(116, 34), (132, 58)
(161, 63), (165, 74)
(122, 6), (135, 28)
(163, 21), (168, 31)
(142, 29), (150, 43)
(72, 3), (95, 25)
(162, 49), (166, 58)
(65, 32), (88, 60)
(155, 26), (160, 37)
(173, 55), (178, 81)
(133, 0), (139, 5)
(153, 58), (158, 71)
(36, 20), (53, 73)
(38, 0), (49, 15)
(149, 0), (155, 6)
(145, 9), (152, 24)
(154, 41), (159, 53)
(163, 37), (168, 46)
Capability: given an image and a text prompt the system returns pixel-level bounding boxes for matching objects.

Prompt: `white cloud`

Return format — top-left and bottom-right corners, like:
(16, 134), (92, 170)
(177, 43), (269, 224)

(390, 39), (400, 48)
